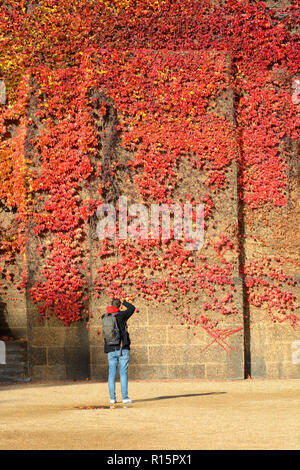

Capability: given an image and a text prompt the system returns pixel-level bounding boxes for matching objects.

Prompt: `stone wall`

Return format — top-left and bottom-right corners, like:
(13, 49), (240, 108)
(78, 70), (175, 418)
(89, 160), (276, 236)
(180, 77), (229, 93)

(244, 135), (300, 378)
(86, 50), (244, 381)
(0, 48), (299, 382)
(90, 299), (244, 381)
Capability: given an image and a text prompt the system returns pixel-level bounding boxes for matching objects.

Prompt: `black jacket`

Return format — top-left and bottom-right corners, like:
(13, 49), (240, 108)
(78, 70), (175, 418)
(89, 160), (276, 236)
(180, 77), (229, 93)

(102, 301), (135, 353)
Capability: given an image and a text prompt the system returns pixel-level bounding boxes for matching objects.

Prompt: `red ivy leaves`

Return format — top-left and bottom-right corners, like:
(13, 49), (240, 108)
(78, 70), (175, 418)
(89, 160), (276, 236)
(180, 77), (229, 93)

(0, 0), (298, 334)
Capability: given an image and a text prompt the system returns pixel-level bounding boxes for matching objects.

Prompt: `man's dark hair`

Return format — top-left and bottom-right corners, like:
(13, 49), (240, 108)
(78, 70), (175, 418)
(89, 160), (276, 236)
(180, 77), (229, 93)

(111, 298), (121, 308)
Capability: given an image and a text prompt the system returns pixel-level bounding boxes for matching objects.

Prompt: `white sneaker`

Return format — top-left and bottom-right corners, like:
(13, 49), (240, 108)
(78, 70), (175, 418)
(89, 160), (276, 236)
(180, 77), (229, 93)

(122, 397), (133, 404)
(110, 399), (116, 404)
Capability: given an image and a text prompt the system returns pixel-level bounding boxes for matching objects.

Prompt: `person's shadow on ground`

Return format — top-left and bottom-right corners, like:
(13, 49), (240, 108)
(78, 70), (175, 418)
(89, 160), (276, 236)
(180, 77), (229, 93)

(74, 392), (226, 409)
(133, 392), (226, 403)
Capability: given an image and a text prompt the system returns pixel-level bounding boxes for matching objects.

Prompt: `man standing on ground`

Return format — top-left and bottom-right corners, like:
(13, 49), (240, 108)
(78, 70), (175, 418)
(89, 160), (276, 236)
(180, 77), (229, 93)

(102, 298), (136, 404)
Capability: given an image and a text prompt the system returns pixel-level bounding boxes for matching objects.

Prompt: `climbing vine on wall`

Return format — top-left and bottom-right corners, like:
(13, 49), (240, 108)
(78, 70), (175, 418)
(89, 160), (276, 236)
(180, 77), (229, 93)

(0, 1), (299, 335)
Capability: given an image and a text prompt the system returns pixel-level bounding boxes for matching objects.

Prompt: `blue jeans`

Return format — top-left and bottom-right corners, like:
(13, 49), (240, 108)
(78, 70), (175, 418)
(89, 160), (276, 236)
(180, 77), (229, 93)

(107, 349), (130, 401)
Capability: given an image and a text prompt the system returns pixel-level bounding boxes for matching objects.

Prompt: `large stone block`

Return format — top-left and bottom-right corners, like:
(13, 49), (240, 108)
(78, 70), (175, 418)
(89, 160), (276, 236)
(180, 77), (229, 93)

(205, 361), (239, 379)
(47, 347), (65, 365)
(30, 327), (65, 347)
(130, 345), (149, 365)
(265, 361), (300, 379)
(146, 308), (175, 326)
(88, 328), (104, 347)
(64, 324), (89, 349)
(28, 346), (46, 366)
(130, 325), (167, 346)
(90, 363), (107, 381)
(167, 364), (205, 379)
(128, 364), (169, 380)
(90, 346), (106, 364)
(262, 341), (296, 362)
(64, 347), (90, 380)
(167, 325), (203, 346)
(250, 357), (267, 378)
(31, 364), (66, 380)
(148, 345), (184, 365)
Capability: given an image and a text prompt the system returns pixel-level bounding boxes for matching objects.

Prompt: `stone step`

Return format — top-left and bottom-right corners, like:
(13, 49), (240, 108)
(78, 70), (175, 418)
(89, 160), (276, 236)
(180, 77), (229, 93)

(0, 363), (26, 371)
(5, 344), (26, 350)
(0, 365), (27, 373)
(0, 371), (27, 382)
(0, 375), (30, 384)
(4, 357), (27, 365)
(1, 341), (27, 350)
(0, 340), (29, 383)
(5, 349), (27, 357)
(5, 347), (27, 354)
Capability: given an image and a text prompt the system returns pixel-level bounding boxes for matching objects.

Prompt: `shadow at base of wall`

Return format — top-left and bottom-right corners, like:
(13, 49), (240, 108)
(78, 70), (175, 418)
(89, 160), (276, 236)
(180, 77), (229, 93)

(0, 301), (13, 339)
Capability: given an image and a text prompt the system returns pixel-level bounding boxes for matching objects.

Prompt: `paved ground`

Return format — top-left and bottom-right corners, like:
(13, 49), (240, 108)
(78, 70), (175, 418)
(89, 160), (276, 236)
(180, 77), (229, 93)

(0, 378), (299, 450)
